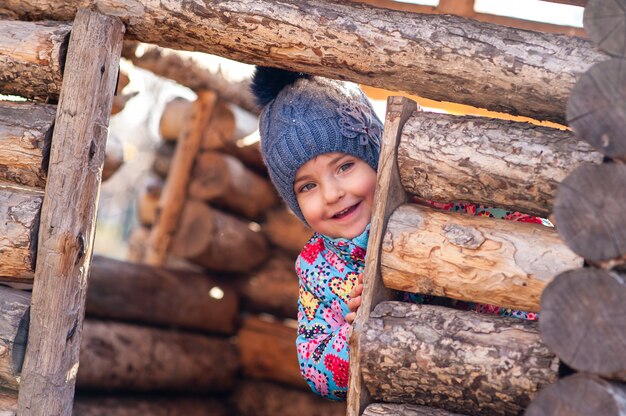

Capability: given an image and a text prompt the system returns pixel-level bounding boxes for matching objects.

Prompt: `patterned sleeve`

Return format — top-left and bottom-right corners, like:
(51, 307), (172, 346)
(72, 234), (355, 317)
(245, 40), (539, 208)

(296, 266), (351, 401)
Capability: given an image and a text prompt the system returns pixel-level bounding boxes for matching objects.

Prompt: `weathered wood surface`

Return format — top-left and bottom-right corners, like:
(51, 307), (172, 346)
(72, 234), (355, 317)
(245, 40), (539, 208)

(0, 287), (30, 391)
(145, 91), (217, 266)
(170, 200), (269, 272)
(0, 101), (55, 188)
(540, 268), (626, 381)
(584, 0), (626, 58)
(264, 209), (314, 255)
(0, 390), (17, 416)
(233, 380), (345, 416)
(73, 396), (230, 416)
(0, 186), (43, 282)
(398, 112), (603, 216)
(77, 320), (238, 392)
(0, 1), (607, 123)
(381, 204), (582, 312)
(17, 10), (124, 416)
(526, 373), (626, 416)
(554, 163), (626, 262)
(0, 19), (69, 101)
(86, 255), (238, 335)
(363, 403), (465, 416)
(568, 59), (626, 159)
(239, 254), (299, 319)
(348, 96), (415, 416)
(361, 302), (558, 416)
(238, 316), (307, 389)
(188, 151), (278, 219)
(127, 44), (259, 115)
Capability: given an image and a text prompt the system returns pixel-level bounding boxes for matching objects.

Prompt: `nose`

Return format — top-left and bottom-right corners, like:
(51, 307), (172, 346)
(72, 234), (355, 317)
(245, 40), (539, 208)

(321, 180), (344, 204)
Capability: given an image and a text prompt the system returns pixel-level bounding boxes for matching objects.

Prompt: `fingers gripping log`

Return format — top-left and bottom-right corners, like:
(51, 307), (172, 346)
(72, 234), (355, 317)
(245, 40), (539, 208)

(361, 302), (558, 416)
(381, 204), (582, 312)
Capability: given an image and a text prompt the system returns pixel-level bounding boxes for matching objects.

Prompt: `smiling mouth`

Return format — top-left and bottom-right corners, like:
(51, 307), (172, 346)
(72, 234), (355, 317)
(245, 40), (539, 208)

(332, 202), (360, 219)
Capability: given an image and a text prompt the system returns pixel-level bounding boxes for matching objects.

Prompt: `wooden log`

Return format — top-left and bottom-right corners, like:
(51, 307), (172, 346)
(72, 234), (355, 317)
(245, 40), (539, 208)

(238, 316), (307, 389)
(151, 141), (175, 179)
(0, 20), (70, 101)
(73, 396), (230, 416)
(264, 209), (314, 255)
(0, 185), (43, 282)
(0, 286), (30, 391)
(86, 255), (238, 335)
(145, 91), (217, 266)
(526, 373), (626, 416)
(363, 403), (465, 416)
(0, 390), (17, 416)
(554, 163), (626, 262)
(239, 253), (298, 319)
(361, 301), (558, 416)
(159, 97), (191, 141)
(102, 133), (124, 181)
(127, 45), (259, 115)
(0, 1), (607, 123)
(567, 59), (626, 159)
(233, 380), (345, 416)
(584, 0), (626, 57)
(170, 200), (269, 272)
(398, 112), (603, 217)
(76, 320), (238, 392)
(17, 10), (124, 416)
(188, 151), (278, 219)
(381, 203), (582, 312)
(137, 178), (161, 227)
(540, 268), (626, 381)
(348, 96), (415, 416)
(0, 101), (55, 188)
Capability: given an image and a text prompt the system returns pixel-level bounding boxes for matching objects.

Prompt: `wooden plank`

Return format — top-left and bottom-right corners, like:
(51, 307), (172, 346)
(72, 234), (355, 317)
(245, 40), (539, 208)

(0, 0), (603, 123)
(346, 96), (416, 416)
(16, 9), (124, 416)
(144, 91), (217, 266)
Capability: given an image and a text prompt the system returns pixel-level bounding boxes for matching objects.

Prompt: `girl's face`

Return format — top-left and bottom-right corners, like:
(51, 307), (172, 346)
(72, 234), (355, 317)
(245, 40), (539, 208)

(294, 152), (377, 239)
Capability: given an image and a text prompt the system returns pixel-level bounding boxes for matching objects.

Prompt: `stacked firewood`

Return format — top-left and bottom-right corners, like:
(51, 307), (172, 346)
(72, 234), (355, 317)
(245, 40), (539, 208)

(526, 1), (626, 414)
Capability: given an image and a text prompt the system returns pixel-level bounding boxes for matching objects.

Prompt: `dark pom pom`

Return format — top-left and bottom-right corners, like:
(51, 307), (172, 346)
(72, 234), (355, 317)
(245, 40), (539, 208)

(251, 66), (310, 107)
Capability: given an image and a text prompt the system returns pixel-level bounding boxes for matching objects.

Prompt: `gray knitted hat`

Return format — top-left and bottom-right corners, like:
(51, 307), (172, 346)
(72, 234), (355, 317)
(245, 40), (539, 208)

(252, 67), (383, 224)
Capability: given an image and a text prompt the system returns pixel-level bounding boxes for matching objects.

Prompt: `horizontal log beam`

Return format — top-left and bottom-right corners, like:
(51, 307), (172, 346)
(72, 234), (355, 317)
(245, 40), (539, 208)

(0, 185), (43, 282)
(361, 301), (558, 415)
(73, 396), (230, 416)
(0, 0), (607, 123)
(0, 19), (69, 101)
(381, 204), (582, 312)
(363, 403), (465, 416)
(0, 286), (30, 391)
(398, 112), (603, 217)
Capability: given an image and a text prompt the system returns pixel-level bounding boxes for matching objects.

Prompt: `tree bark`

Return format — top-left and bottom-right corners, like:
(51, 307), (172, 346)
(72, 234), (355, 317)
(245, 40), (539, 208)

(0, 286), (30, 392)
(17, 11), (124, 416)
(398, 112), (603, 217)
(553, 163), (626, 262)
(0, 390), (17, 416)
(263, 209), (314, 256)
(188, 151), (278, 220)
(0, 101), (55, 188)
(86, 255), (238, 335)
(0, 185), (43, 282)
(381, 204), (582, 312)
(76, 320), (238, 392)
(540, 268), (626, 381)
(170, 200), (269, 272)
(361, 301), (558, 416)
(363, 403), (465, 416)
(526, 373), (626, 416)
(73, 396), (230, 416)
(233, 380), (346, 416)
(238, 253), (299, 319)
(0, 19), (69, 101)
(238, 316), (308, 389)
(0, 0), (607, 123)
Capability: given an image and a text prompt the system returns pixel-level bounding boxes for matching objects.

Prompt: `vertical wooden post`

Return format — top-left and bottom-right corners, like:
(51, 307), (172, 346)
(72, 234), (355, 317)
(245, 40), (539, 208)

(346, 96), (416, 416)
(144, 91), (217, 266)
(16, 9), (124, 416)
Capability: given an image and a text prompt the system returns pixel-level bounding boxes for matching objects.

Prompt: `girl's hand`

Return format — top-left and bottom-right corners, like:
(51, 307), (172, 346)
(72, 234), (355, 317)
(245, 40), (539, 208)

(345, 274), (364, 324)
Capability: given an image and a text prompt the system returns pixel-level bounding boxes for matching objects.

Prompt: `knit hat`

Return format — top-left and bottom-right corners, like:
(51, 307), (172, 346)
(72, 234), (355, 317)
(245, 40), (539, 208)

(251, 67), (383, 224)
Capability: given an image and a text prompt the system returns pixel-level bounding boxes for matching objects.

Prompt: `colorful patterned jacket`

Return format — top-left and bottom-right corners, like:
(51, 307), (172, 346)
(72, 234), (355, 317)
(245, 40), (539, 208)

(295, 203), (548, 400)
